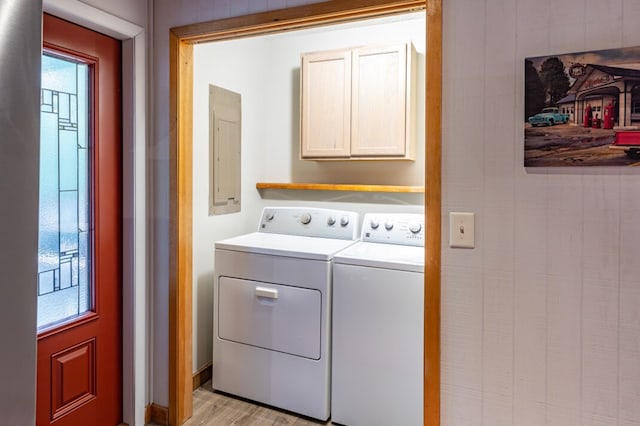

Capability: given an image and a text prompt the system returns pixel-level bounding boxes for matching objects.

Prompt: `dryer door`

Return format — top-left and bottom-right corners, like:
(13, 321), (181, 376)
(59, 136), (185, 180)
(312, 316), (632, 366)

(218, 277), (322, 359)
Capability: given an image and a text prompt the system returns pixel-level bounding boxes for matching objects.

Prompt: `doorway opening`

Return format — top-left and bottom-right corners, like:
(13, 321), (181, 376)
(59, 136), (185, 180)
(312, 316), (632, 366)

(168, 2), (441, 425)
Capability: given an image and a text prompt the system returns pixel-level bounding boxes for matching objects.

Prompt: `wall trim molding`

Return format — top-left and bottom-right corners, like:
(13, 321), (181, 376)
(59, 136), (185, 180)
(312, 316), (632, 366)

(193, 363), (212, 391)
(43, 0), (142, 38)
(146, 403), (169, 426)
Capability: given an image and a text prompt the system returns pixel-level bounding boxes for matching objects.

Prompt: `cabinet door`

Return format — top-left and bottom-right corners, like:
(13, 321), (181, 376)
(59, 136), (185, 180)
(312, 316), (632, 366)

(300, 49), (351, 158)
(351, 44), (408, 157)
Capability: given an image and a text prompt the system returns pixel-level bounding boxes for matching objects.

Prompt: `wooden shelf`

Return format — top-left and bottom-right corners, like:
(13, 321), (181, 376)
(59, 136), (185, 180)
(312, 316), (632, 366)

(256, 182), (424, 193)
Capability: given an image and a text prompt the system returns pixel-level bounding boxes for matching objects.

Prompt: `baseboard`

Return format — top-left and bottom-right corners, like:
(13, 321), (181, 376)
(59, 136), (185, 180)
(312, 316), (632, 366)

(192, 362), (212, 390)
(144, 366), (210, 425)
(145, 403), (169, 426)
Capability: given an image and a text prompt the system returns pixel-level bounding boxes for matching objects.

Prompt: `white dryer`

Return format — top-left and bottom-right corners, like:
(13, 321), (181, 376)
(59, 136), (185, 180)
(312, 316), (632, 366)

(213, 207), (359, 421)
(331, 213), (424, 426)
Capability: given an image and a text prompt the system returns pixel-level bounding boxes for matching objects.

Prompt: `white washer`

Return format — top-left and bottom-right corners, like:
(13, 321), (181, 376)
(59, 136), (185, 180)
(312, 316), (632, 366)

(331, 213), (424, 426)
(213, 207), (360, 421)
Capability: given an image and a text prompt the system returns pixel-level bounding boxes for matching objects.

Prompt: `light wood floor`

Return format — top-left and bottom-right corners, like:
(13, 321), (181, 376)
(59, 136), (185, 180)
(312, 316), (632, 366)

(177, 380), (333, 426)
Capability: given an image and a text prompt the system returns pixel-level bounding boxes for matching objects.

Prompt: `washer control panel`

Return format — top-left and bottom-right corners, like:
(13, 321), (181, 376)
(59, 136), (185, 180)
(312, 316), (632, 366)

(361, 213), (424, 246)
(259, 207), (360, 240)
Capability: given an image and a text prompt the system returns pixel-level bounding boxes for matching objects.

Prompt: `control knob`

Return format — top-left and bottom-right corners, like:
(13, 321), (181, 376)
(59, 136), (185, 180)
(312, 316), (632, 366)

(300, 213), (312, 225)
(265, 211), (274, 221)
(340, 215), (350, 227)
(408, 222), (422, 233)
(384, 221), (394, 231)
(369, 219), (379, 229)
(327, 216), (336, 226)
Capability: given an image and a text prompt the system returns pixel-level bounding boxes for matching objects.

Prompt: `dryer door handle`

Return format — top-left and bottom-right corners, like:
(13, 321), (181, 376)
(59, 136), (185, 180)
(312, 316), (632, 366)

(255, 286), (279, 299)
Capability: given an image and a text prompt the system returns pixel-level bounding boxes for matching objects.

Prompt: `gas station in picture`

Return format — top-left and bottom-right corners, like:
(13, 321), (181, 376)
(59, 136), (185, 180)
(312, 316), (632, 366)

(557, 63), (640, 129)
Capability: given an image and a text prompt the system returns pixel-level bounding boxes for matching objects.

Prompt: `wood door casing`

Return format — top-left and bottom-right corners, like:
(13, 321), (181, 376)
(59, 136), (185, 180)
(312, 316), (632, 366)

(37, 14), (122, 426)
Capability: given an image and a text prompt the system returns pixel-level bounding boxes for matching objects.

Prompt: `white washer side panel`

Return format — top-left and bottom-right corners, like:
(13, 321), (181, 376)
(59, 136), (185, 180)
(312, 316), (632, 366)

(332, 263), (424, 426)
(213, 249), (331, 420)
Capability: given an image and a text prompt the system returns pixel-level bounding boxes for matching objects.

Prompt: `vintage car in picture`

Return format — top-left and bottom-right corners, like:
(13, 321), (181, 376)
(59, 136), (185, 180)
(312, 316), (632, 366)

(527, 107), (569, 126)
(609, 130), (640, 157)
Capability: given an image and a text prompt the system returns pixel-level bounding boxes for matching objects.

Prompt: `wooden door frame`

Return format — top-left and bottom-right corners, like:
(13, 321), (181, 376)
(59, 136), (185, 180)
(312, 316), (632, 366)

(168, 1), (441, 425)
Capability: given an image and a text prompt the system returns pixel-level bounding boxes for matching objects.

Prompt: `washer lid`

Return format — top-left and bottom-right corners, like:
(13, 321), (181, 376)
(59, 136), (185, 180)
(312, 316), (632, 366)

(215, 232), (358, 261)
(333, 241), (424, 272)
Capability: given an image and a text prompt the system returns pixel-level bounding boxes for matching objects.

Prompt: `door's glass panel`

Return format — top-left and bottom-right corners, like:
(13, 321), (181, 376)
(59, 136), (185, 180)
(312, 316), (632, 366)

(37, 54), (91, 330)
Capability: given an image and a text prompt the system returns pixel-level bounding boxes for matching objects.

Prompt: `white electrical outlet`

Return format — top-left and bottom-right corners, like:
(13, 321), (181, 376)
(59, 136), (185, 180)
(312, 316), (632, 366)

(449, 212), (475, 248)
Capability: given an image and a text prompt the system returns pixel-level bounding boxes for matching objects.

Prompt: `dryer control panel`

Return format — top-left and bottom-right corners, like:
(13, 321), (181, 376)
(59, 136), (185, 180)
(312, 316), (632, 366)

(259, 207), (360, 240)
(361, 213), (424, 246)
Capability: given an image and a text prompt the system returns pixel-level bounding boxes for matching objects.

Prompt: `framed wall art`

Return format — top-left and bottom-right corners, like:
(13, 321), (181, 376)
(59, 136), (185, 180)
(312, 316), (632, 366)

(525, 46), (640, 166)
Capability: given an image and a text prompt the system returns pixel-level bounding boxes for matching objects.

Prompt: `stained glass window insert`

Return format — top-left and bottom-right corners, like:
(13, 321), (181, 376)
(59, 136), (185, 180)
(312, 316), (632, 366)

(37, 54), (90, 330)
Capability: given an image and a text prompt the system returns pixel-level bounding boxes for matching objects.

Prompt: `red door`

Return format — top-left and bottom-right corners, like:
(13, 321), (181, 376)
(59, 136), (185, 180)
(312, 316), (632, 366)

(36, 14), (122, 426)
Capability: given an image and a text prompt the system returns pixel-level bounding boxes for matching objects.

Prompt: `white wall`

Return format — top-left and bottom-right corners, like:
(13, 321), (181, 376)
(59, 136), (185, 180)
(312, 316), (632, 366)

(442, 0), (640, 425)
(0, 1), (42, 423)
(192, 12), (426, 373)
(155, 1), (640, 424)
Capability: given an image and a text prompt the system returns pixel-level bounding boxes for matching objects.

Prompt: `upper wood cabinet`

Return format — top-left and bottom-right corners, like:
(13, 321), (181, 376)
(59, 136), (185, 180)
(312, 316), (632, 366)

(300, 43), (416, 160)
